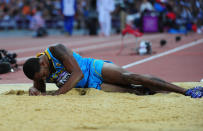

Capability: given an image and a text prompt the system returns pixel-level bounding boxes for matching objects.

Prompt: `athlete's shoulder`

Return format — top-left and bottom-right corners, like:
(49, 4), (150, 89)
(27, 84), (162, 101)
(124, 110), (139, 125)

(48, 43), (70, 54)
(48, 43), (66, 50)
(48, 43), (73, 60)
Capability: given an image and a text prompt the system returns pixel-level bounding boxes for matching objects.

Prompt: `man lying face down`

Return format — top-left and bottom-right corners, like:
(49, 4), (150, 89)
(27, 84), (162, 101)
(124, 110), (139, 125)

(23, 44), (203, 98)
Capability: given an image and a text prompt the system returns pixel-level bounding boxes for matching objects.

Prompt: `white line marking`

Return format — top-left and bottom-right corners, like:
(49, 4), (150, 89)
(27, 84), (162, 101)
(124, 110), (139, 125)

(11, 36), (121, 53)
(122, 38), (203, 69)
(14, 34), (155, 54)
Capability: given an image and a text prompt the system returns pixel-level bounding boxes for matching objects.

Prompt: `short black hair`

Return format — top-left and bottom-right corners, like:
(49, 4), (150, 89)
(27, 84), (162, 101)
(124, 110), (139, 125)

(23, 58), (40, 80)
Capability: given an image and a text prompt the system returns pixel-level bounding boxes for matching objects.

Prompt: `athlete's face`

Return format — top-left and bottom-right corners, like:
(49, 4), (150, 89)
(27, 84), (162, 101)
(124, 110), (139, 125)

(33, 58), (49, 81)
(34, 66), (49, 81)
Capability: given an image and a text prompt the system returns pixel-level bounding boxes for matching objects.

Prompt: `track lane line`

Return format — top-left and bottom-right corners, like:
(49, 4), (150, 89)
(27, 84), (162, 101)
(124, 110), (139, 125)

(16, 34), (164, 62)
(122, 38), (203, 69)
(9, 35), (121, 53)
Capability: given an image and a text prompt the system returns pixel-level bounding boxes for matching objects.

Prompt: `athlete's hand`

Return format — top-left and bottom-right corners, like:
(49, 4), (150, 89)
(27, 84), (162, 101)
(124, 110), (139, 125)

(29, 87), (41, 96)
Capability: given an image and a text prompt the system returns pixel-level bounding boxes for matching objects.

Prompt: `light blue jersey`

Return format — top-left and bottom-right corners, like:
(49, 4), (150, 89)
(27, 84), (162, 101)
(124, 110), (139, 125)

(44, 48), (106, 90)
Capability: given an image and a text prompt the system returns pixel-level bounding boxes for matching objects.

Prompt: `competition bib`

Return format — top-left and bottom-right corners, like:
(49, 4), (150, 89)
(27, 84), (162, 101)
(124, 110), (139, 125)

(56, 71), (71, 88)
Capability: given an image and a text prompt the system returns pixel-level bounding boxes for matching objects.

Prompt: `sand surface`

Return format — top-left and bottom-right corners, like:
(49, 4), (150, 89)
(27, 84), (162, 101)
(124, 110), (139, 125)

(0, 82), (203, 131)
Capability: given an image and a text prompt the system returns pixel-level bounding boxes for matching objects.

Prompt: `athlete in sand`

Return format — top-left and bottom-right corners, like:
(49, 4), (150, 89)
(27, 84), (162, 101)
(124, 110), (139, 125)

(23, 44), (202, 98)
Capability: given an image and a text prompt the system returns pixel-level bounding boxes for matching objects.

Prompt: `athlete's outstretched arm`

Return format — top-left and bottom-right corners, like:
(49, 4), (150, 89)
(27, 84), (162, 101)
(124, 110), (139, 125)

(49, 44), (84, 95)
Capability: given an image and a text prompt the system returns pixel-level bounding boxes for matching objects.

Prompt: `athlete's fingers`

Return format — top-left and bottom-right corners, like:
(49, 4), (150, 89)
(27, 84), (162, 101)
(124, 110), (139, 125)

(29, 87), (40, 96)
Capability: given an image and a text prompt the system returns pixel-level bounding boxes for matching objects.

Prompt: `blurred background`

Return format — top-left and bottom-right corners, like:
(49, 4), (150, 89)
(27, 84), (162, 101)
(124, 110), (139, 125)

(0, 0), (203, 82)
(0, 0), (202, 37)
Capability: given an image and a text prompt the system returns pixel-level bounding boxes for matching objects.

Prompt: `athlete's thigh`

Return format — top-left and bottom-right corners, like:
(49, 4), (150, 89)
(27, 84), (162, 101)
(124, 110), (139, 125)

(101, 62), (129, 86)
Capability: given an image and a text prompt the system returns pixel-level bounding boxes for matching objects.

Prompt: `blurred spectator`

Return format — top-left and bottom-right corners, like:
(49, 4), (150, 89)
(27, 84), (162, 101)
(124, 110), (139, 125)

(97, 0), (115, 36)
(193, 0), (203, 33)
(77, 0), (94, 35)
(0, 0), (202, 35)
(140, 0), (154, 13)
(154, 0), (166, 13)
(165, 1), (177, 29)
(30, 6), (47, 37)
(22, 2), (31, 16)
(85, 0), (98, 35)
(118, 0), (127, 32)
(0, 0), (63, 30)
(61, 0), (77, 36)
(124, 1), (141, 29)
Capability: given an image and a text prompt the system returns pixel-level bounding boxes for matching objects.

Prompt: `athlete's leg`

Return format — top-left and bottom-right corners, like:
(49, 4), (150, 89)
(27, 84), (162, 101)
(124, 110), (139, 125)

(101, 62), (187, 95)
(101, 83), (157, 95)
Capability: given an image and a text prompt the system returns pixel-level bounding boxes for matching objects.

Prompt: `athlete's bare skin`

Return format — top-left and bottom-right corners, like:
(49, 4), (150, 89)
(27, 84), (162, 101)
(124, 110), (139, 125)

(28, 44), (187, 96)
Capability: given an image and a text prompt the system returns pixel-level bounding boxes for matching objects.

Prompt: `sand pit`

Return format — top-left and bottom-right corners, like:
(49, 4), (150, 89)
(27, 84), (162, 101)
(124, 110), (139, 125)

(0, 82), (202, 131)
